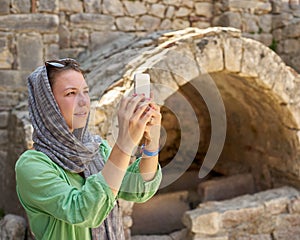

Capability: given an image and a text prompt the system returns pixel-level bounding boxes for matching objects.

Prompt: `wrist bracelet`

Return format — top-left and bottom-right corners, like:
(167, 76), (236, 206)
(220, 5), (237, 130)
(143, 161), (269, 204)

(143, 148), (159, 157)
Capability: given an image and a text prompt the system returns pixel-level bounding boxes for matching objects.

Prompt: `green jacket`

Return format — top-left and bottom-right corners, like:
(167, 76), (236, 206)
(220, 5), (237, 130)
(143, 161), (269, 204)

(15, 140), (162, 240)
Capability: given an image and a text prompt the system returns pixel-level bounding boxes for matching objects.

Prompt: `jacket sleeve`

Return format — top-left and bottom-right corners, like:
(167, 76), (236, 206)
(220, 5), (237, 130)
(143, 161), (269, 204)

(15, 150), (116, 228)
(99, 140), (162, 203)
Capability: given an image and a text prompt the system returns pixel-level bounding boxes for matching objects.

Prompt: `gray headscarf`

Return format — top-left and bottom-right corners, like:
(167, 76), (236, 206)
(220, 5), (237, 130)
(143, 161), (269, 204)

(27, 65), (124, 240)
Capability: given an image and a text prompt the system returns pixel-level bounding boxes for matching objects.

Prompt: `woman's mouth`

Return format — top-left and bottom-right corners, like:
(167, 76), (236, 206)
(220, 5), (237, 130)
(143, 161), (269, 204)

(74, 112), (87, 117)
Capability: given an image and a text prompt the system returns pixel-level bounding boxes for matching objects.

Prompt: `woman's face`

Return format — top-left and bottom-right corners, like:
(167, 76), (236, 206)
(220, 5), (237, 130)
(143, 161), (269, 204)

(51, 70), (90, 132)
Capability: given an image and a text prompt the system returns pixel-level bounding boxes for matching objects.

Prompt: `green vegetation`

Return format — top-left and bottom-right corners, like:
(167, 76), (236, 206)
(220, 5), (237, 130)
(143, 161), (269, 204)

(269, 38), (278, 52)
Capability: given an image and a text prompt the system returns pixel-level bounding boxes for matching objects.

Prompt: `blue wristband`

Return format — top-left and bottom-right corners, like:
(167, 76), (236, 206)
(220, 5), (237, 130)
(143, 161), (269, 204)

(143, 148), (159, 156)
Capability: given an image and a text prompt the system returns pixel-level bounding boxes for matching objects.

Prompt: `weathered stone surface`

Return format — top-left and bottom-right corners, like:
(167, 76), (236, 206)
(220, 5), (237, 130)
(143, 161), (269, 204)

(198, 174), (255, 202)
(194, 37), (224, 73)
(17, 33), (43, 70)
(0, 46), (13, 69)
(70, 14), (115, 31)
(132, 191), (190, 235)
(166, 6), (175, 19)
(0, 70), (29, 89)
(116, 17), (136, 31)
(150, 4), (166, 18)
(283, 20), (300, 38)
(43, 33), (59, 44)
(0, 0), (10, 13)
(60, 0), (83, 12)
(124, 1), (147, 16)
(71, 29), (89, 47)
(172, 19), (190, 29)
(11, 0), (31, 13)
(195, 2), (213, 19)
(0, 92), (19, 108)
(136, 15), (161, 31)
(224, 37), (242, 72)
(45, 43), (59, 60)
(217, 12), (242, 29)
(0, 111), (9, 128)
(175, 7), (191, 17)
(0, 214), (26, 240)
(83, 0), (102, 13)
(59, 25), (71, 48)
(38, 0), (59, 12)
(0, 14), (59, 32)
(182, 210), (221, 235)
(103, 0), (124, 15)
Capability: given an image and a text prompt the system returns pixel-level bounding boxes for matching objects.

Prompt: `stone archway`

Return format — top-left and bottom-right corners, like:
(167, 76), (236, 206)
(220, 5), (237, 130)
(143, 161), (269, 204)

(89, 27), (300, 187)
(85, 27), (300, 236)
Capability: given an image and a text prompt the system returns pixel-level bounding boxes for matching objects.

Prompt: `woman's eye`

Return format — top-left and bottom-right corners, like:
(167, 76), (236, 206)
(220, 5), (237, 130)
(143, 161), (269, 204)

(66, 91), (76, 96)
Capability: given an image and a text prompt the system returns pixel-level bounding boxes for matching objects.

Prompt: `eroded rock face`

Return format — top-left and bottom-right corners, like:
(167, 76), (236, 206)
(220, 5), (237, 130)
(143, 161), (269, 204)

(0, 214), (26, 240)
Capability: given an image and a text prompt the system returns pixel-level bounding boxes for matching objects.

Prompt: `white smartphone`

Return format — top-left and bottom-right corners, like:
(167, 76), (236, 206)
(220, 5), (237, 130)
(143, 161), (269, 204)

(134, 73), (151, 98)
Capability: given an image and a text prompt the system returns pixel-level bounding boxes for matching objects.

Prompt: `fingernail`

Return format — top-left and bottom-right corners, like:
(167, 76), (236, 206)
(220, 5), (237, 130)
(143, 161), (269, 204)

(146, 98), (152, 101)
(132, 93), (137, 97)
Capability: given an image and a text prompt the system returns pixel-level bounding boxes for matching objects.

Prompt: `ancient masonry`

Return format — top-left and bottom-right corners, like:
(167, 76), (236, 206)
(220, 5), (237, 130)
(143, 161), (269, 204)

(1, 0), (300, 239)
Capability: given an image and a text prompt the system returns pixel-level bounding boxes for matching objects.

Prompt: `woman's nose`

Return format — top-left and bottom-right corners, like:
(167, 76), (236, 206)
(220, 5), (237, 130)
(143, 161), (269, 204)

(77, 92), (89, 106)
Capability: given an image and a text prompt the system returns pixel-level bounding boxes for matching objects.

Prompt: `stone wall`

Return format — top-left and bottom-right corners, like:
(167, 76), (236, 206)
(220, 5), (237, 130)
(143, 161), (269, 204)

(182, 186), (300, 240)
(0, 0), (300, 237)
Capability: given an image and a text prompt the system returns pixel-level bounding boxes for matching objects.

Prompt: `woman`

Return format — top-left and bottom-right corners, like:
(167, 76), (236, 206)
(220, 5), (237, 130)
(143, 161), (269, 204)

(15, 58), (162, 240)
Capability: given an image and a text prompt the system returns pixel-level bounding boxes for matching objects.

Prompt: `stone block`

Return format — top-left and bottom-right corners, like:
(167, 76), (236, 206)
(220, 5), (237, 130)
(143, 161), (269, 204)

(195, 2), (213, 19)
(116, 17), (136, 31)
(0, 214), (26, 240)
(38, 0), (59, 12)
(17, 33), (43, 70)
(71, 29), (89, 47)
(175, 7), (191, 17)
(283, 20), (300, 38)
(0, 70), (29, 89)
(0, 14), (59, 33)
(70, 14), (115, 31)
(166, 6), (175, 19)
(43, 34), (59, 44)
(224, 37), (242, 72)
(288, 197), (300, 213)
(172, 19), (190, 29)
(132, 191), (190, 235)
(228, 0), (271, 14)
(182, 209), (221, 235)
(194, 37), (224, 73)
(150, 4), (166, 18)
(83, 0), (102, 13)
(258, 14), (272, 33)
(222, 204), (265, 229)
(283, 39), (300, 54)
(0, 92), (19, 108)
(45, 43), (59, 61)
(103, 0), (124, 16)
(0, 0), (9, 13)
(273, 214), (300, 239)
(271, 13), (293, 29)
(59, 25), (71, 48)
(0, 129), (8, 145)
(197, 174), (255, 202)
(217, 12), (241, 29)
(60, 0), (83, 12)
(0, 111), (9, 128)
(124, 1), (147, 16)
(233, 234), (271, 240)
(136, 15), (161, 31)
(0, 47), (13, 69)
(11, 0), (31, 13)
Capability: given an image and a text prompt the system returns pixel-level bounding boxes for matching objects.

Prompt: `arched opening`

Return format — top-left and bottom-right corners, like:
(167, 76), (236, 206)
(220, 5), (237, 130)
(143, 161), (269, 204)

(131, 71), (299, 235)
(86, 27), (300, 238)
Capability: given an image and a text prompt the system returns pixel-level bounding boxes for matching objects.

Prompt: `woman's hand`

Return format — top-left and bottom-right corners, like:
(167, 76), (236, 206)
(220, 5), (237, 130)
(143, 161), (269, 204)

(116, 94), (153, 156)
(143, 102), (161, 151)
